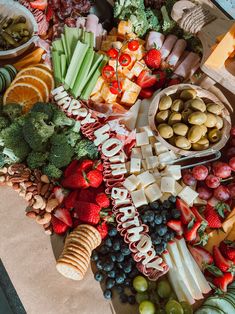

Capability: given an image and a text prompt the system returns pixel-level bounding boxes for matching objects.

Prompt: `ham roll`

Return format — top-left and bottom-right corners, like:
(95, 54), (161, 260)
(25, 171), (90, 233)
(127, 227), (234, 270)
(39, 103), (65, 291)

(146, 31), (165, 50)
(174, 52), (201, 78)
(166, 39), (187, 67)
(85, 14), (99, 36)
(160, 35), (178, 59)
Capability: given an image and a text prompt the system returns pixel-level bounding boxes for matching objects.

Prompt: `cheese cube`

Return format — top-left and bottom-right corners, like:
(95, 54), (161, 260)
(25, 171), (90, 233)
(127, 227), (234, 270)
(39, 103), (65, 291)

(111, 41), (122, 50)
(152, 168), (160, 179)
(127, 55), (137, 70)
(169, 151), (178, 160)
(137, 171), (155, 188)
(175, 181), (184, 195)
(160, 193), (171, 203)
(178, 186), (199, 206)
(139, 125), (153, 137)
(163, 165), (182, 180)
(130, 158), (141, 174)
(101, 84), (117, 103)
(154, 142), (168, 155)
(101, 41), (112, 51)
(161, 177), (176, 194)
(132, 45), (145, 60)
(158, 152), (174, 164)
(194, 197), (207, 205)
(131, 189), (148, 208)
(146, 156), (159, 169)
(91, 76), (105, 95)
(121, 91), (139, 105)
(123, 174), (140, 191)
(136, 132), (149, 147)
(141, 144), (152, 158)
(122, 68), (135, 80)
(126, 32), (137, 39)
(106, 35), (117, 42)
(131, 147), (142, 158)
(145, 183), (162, 202)
(131, 61), (146, 77)
(118, 20), (133, 35)
(142, 160), (147, 170)
(122, 78), (141, 93)
(90, 92), (104, 103)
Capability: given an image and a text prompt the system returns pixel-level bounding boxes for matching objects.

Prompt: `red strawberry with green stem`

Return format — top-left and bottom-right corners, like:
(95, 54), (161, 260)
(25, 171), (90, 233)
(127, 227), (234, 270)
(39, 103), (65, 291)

(188, 245), (213, 270)
(78, 159), (93, 172)
(54, 207), (72, 227)
(176, 198), (195, 224)
(64, 160), (79, 178)
(220, 240), (235, 262)
(137, 70), (157, 89)
(51, 216), (68, 234)
(213, 272), (234, 292)
(213, 246), (235, 273)
(93, 160), (103, 172)
(75, 201), (101, 225)
(95, 193), (110, 209)
(97, 221), (108, 239)
(144, 48), (161, 69)
(167, 220), (183, 235)
(204, 204), (222, 228)
(184, 221), (201, 242)
(86, 169), (103, 188)
(62, 171), (89, 189)
(153, 70), (167, 89)
(64, 190), (79, 209)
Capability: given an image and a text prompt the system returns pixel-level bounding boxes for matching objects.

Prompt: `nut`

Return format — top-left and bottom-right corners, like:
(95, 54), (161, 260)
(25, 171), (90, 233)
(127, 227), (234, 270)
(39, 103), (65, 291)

(6, 181), (13, 187)
(26, 211), (37, 219)
(37, 182), (42, 194)
(33, 195), (45, 209)
(35, 213), (52, 225)
(43, 222), (51, 229)
(41, 184), (49, 196)
(0, 167), (7, 174)
(0, 176), (5, 183)
(34, 169), (41, 181)
(25, 192), (33, 202)
(19, 190), (26, 198)
(12, 183), (20, 191)
(45, 198), (59, 213)
(44, 226), (52, 236)
(41, 175), (50, 184)
(24, 181), (33, 188)
(27, 185), (37, 193)
(9, 177), (27, 183)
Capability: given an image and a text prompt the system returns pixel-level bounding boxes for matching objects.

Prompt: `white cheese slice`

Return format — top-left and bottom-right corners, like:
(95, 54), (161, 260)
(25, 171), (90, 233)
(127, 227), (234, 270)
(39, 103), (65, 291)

(146, 156), (159, 170)
(158, 152), (174, 164)
(161, 176), (176, 194)
(169, 151), (178, 160)
(145, 183), (162, 202)
(152, 168), (161, 179)
(123, 174), (140, 192)
(130, 158), (141, 174)
(136, 132), (149, 147)
(136, 113), (148, 129)
(142, 160), (148, 171)
(131, 60), (146, 77)
(130, 189), (148, 208)
(131, 147), (142, 159)
(154, 142), (168, 155)
(121, 99), (141, 131)
(141, 144), (153, 158)
(137, 171), (155, 188)
(163, 165), (182, 180)
(178, 186), (199, 206)
(139, 126), (153, 137)
(175, 181), (184, 196)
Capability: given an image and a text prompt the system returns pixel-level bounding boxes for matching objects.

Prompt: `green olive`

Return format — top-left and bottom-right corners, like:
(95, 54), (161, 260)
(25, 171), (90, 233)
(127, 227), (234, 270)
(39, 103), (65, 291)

(200, 125), (208, 136)
(188, 111), (207, 125)
(173, 123), (188, 136)
(204, 112), (217, 128)
(175, 136), (191, 150)
(155, 110), (170, 123)
(168, 112), (182, 125)
(187, 125), (203, 143)
(180, 89), (197, 100)
(215, 116), (224, 130)
(192, 137), (210, 150)
(158, 124), (174, 139)
(171, 99), (184, 112)
(182, 108), (193, 123)
(159, 95), (172, 110)
(207, 103), (223, 115)
(168, 136), (176, 146)
(190, 98), (206, 112)
(208, 128), (222, 143)
(184, 100), (193, 108)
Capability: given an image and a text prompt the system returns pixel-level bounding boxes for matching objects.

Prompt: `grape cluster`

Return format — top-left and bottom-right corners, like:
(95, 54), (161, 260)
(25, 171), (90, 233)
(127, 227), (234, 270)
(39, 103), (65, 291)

(139, 196), (181, 254)
(92, 227), (140, 304)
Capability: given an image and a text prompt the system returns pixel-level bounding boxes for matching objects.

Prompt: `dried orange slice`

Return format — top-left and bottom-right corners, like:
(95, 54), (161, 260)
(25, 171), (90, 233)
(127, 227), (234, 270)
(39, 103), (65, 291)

(34, 63), (52, 73)
(3, 83), (43, 113)
(16, 66), (54, 91)
(13, 75), (49, 102)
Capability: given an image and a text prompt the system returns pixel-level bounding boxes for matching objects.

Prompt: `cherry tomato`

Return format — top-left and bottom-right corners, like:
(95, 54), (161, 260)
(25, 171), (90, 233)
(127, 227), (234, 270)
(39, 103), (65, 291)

(128, 40), (139, 51)
(119, 53), (131, 67)
(107, 48), (118, 59)
(102, 65), (115, 80)
(109, 80), (122, 94)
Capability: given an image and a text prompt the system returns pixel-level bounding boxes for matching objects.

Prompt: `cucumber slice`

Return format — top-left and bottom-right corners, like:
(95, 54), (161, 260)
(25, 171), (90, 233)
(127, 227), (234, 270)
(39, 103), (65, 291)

(64, 41), (89, 90)
(52, 39), (64, 53)
(51, 50), (61, 86)
(64, 26), (80, 60)
(72, 48), (95, 98)
(60, 54), (67, 82)
(196, 305), (225, 314)
(204, 296), (234, 314)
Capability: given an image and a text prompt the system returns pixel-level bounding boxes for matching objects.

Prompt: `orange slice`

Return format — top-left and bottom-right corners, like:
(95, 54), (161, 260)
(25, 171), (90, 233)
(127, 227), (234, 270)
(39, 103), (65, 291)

(34, 63), (52, 73)
(13, 75), (49, 102)
(16, 66), (54, 91)
(3, 83), (43, 113)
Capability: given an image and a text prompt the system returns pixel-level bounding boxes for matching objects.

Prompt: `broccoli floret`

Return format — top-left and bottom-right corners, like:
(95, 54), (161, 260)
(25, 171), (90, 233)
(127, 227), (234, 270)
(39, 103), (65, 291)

(42, 164), (62, 179)
(23, 112), (54, 152)
(145, 8), (160, 32)
(74, 139), (99, 160)
(0, 116), (10, 131)
(30, 102), (58, 121)
(129, 9), (148, 37)
(27, 151), (49, 169)
(51, 110), (74, 127)
(113, 0), (145, 18)
(2, 104), (22, 122)
(50, 133), (68, 146)
(49, 142), (74, 168)
(161, 5), (176, 34)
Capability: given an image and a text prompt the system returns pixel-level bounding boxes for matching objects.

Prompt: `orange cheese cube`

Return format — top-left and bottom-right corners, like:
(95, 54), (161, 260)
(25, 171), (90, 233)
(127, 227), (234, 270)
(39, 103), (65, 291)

(91, 76), (105, 95)
(101, 83), (117, 103)
(122, 78), (141, 93)
(118, 20), (133, 35)
(106, 35), (118, 42)
(131, 60), (146, 76)
(126, 32), (137, 39)
(122, 67), (135, 80)
(121, 91), (139, 105)
(90, 92), (104, 103)
(132, 45), (146, 60)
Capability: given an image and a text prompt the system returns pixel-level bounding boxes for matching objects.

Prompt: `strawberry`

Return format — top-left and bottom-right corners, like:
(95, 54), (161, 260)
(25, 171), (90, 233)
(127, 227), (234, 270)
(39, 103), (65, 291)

(144, 49), (161, 69)
(64, 190), (79, 209)
(72, 218), (80, 229)
(30, 0), (48, 10)
(213, 272), (234, 292)
(78, 159), (93, 172)
(46, 4), (53, 22)
(86, 170), (103, 188)
(93, 160), (103, 172)
(154, 70), (167, 89)
(124, 140), (136, 158)
(188, 245), (213, 269)
(54, 207), (72, 227)
(95, 193), (110, 209)
(204, 204), (222, 228)
(97, 222), (108, 239)
(136, 70), (157, 89)
(167, 78), (181, 86)
(75, 201), (101, 225)
(167, 220), (183, 235)
(220, 241), (235, 261)
(139, 88), (154, 99)
(176, 198), (195, 224)
(190, 206), (205, 223)
(62, 171), (89, 189)
(64, 160), (79, 178)
(213, 246), (235, 273)
(77, 189), (95, 203)
(53, 186), (67, 203)
(184, 221), (201, 242)
(51, 215), (68, 234)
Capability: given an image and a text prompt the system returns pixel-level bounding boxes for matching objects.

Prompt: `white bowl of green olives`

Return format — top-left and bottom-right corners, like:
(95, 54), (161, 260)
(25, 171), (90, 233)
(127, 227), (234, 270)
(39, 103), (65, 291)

(0, 0), (38, 59)
(148, 84), (231, 156)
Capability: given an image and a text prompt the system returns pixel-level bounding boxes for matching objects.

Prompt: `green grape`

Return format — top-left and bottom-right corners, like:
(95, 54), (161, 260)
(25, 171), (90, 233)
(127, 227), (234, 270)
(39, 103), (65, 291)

(157, 280), (172, 299)
(180, 301), (193, 314)
(139, 301), (156, 314)
(133, 276), (148, 293)
(165, 300), (184, 314)
(136, 292), (149, 304)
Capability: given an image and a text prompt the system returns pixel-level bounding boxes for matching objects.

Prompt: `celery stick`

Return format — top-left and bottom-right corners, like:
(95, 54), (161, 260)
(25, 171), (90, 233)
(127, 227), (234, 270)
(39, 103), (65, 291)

(52, 39), (64, 53)
(81, 53), (103, 89)
(64, 41), (89, 90)
(52, 50), (61, 86)
(64, 25), (80, 60)
(89, 32), (95, 49)
(77, 28), (82, 41)
(72, 48), (95, 98)
(81, 58), (107, 100)
(61, 34), (68, 59)
(60, 54), (67, 82)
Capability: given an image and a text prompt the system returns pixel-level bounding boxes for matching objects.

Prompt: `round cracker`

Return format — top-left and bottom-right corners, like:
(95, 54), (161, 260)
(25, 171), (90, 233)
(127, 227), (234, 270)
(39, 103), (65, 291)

(70, 231), (97, 250)
(63, 243), (91, 258)
(58, 256), (86, 274)
(62, 247), (90, 263)
(66, 232), (94, 250)
(65, 237), (92, 255)
(61, 253), (89, 270)
(56, 262), (84, 281)
(76, 226), (101, 247)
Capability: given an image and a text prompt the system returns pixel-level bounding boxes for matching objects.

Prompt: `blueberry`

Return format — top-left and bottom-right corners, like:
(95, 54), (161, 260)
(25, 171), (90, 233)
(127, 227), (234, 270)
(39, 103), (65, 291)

(124, 278), (132, 287)
(169, 195), (176, 203)
(171, 208), (181, 219)
(162, 232), (172, 242)
(117, 263), (123, 270)
(128, 295), (136, 305)
(99, 245), (109, 255)
(91, 251), (99, 261)
(150, 201), (160, 210)
(144, 210), (155, 222)
(104, 238), (112, 247)
(108, 270), (116, 278)
(116, 273), (126, 284)
(163, 200), (171, 209)
(154, 214), (163, 225)
(96, 260), (103, 270)
(129, 268), (139, 279)
(106, 278), (116, 289)
(141, 216), (148, 224)
(130, 286), (137, 294)
(168, 230), (175, 240)
(94, 271), (104, 282)
(110, 254), (116, 262)
(156, 224), (168, 236)
(115, 285), (124, 294)
(108, 228), (118, 237)
(113, 239), (121, 251)
(155, 242), (167, 254)
(103, 261), (114, 272)
(120, 293), (128, 303)
(151, 233), (162, 245)
(116, 252), (125, 263)
(103, 289), (112, 300)
(121, 245), (131, 256)
(123, 264), (132, 274)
